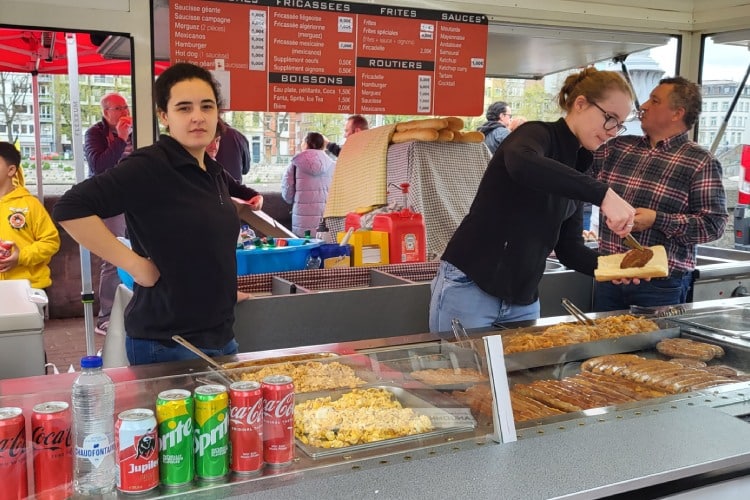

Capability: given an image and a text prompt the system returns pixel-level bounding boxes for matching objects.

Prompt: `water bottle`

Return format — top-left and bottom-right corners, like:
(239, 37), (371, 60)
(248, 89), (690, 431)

(315, 218), (332, 244)
(72, 355), (116, 495)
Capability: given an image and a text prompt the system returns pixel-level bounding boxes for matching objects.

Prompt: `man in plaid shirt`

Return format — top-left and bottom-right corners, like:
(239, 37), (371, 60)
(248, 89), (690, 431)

(592, 76), (728, 311)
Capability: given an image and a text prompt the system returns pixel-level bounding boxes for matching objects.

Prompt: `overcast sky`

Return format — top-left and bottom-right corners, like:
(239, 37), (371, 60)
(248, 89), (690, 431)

(651, 37), (749, 82)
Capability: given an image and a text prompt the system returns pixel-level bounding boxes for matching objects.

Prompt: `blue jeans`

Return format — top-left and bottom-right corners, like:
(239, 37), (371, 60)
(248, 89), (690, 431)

(126, 337), (239, 366)
(429, 261), (540, 333)
(593, 271), (693, 312)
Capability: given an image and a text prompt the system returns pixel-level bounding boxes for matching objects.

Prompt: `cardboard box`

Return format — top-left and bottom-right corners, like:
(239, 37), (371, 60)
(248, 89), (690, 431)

(232, 197), (296, 238)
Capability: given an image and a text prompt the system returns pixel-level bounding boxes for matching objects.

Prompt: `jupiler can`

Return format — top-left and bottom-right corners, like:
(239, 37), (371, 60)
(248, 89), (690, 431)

(115, 409), (159, 494)
(31, 401), (72, 500)
(229, 381), (263, 474)
(194, 384), (229, 480)
(261, 375), (295, 466)
(0, 407), (27, 499)
(156, 389), (194, 487)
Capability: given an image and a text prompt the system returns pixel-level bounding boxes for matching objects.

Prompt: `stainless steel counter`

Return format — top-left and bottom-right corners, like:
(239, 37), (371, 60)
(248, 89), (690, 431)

(3, 297), (750, 499)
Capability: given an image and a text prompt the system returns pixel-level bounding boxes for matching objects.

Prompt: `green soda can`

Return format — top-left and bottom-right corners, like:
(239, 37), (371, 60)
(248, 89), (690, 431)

(156, 389), (195, 487)
(194, 384), (229, 480)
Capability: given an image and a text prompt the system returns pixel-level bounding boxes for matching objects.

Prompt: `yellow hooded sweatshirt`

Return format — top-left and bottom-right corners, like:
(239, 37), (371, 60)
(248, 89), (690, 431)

(0, 171), (60, 288)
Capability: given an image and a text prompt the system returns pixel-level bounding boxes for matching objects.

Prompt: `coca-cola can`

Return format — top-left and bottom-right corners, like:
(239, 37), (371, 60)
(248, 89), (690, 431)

(32, 401), (72, 500)
(0, 407), (27, 499)
(229, 381), (264, 474)
(115, 409), (159, 494)
(261, 375), (294, 466)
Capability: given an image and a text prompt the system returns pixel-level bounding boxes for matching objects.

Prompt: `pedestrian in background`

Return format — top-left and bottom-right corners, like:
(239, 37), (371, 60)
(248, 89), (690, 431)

(0, 142), (60, 289)
(281, 132), (336, 237)
(214, 118), (251, 182)
(83, 92), (132, 335)
(324, 114), (369, 157)
(477, 101), (512, 155)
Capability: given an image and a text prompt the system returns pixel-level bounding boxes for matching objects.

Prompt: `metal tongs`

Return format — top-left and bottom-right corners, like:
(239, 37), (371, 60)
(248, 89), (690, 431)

(560, 297), (595, 326)
(172, 335), (234, 385)
(623, 233), (645, 251)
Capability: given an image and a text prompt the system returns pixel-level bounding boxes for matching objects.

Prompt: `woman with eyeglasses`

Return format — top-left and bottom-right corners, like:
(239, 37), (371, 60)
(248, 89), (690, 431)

(429, 67), (637, 332)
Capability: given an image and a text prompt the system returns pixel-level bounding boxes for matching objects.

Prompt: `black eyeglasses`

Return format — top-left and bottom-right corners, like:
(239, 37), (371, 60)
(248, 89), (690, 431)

(502, 112), (513, 118)
(589, 101), (626, 135)
(106, 105), (129, 112)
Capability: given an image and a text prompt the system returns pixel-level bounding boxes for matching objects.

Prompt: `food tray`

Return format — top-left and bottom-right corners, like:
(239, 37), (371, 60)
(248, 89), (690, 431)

(502, 325), (681, 372)
(221, 352), (339, 370)
(205, 355), (377, 391)
(669, 306), (750, 339)
(294, 385), (476, 458)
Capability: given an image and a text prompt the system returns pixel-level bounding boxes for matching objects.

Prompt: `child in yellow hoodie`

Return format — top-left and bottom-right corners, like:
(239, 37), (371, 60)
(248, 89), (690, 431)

(0, 142), (60, 289)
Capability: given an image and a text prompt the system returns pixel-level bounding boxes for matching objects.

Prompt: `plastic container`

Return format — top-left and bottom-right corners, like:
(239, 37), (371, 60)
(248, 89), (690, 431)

(236, 238), (323, 275)
(115, 237), (134, 290)
(372, 210), (426, 263)
(72, 355), (116, 496)
(337, 230), (389, 267)
(318, 243), (352, 269)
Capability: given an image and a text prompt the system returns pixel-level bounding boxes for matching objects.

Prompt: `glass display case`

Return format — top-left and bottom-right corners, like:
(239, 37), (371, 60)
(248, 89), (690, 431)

(3, 299), (750, 498)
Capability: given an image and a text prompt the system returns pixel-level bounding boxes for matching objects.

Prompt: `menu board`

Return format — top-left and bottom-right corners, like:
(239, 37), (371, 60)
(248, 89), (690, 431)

(170, 0), (487, 115)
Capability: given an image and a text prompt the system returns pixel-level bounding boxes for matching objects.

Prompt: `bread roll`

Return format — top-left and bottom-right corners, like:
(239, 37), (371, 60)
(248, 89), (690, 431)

(594, 245), (669, 281)
(395, 118), (449, 132)
(444, 116), (464, 131)
(452, 130), (485, 143)
(391, 128), (439, 143)
(437, 128), (454, 141)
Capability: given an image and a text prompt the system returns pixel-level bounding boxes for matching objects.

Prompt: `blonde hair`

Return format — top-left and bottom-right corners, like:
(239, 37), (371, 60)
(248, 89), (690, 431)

(557, 67), (634, 111)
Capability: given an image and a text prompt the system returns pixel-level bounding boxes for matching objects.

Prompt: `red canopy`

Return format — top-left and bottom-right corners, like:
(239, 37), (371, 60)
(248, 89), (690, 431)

(0, 28), (167, 75)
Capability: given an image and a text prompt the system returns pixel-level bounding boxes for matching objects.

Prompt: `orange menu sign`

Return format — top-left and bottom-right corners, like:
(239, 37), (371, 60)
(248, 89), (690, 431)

(169, 0), (487, 115)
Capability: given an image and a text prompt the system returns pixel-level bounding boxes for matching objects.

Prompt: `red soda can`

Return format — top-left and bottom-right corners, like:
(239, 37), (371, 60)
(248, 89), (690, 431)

(115, 409), (159, 494)
(0, 240), (12, 258)
(261, 375), (294, 466)
(31, 401), (72, 500)
(0, 407), (27, 500)
(229, 381), (264, 474)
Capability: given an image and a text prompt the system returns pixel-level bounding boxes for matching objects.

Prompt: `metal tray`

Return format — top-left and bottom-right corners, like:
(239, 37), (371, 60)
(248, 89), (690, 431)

(221, 352), (339, 370)
(294, 385), (476, 458)
(204, 356), (378, 391)
(502, 326), (681, 372)
(670, 306), (750, 339)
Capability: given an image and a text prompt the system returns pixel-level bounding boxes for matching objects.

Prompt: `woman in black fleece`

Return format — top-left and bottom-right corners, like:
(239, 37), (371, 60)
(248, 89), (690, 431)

(54, 63), (262, 365)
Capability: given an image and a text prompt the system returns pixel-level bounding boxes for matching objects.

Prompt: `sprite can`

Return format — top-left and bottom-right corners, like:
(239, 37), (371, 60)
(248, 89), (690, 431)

(156, 389), (195, 487)
(194, 384), (229, 480)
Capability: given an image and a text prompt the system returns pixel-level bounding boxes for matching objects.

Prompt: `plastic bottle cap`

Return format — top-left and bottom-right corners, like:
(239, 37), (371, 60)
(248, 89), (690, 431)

(80, 355), (103, 368)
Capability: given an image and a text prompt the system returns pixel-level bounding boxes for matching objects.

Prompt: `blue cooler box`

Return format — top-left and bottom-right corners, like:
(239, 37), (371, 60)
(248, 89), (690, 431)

(236, 238), (322, 275)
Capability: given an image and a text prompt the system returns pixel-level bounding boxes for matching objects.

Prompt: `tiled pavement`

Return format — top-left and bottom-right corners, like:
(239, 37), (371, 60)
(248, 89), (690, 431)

(43, 317), (104, 373)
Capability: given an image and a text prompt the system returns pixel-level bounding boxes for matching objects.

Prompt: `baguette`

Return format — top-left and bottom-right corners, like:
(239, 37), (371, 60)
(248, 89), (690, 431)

(395, 118), (449, 132)
(594, 245), (669, 281)
(452, 130), (485, 143)
(391, 128), (439, 143)
(444, 116), (465, 131)
(436, 128), (455, 141)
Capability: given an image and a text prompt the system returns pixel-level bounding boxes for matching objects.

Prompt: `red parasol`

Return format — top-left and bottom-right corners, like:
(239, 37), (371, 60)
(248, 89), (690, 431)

(0, 28), (167, 75)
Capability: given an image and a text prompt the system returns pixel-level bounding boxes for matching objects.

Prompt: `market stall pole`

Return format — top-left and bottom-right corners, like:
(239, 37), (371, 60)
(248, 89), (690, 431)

(66, 33), (96, 355)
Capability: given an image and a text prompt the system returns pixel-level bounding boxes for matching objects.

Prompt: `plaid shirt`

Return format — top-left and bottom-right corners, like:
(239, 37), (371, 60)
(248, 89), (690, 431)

(592, 132), (728, 273)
